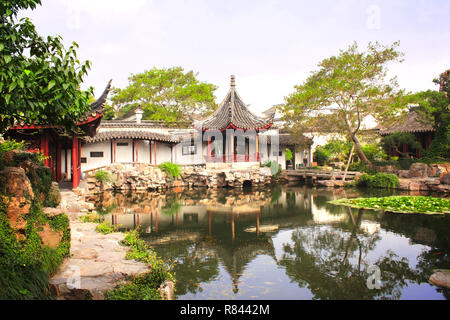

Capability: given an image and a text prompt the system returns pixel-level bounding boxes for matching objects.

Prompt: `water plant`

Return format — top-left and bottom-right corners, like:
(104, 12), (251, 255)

(329, 196), (450, 214)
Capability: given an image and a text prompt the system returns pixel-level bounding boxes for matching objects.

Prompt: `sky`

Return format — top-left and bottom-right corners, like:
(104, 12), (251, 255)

(21, 0), (450, 115)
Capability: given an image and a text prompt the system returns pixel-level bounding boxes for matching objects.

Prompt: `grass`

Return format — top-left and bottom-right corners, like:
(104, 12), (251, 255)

(104, 229), (174, 300)
(329, 196), (450, 215)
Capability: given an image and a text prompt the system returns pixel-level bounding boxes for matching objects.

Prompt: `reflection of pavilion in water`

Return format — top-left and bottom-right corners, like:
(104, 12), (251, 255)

(97, 188), (315, 294)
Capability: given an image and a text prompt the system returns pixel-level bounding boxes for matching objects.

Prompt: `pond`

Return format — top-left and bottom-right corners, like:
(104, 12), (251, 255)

(90, 186), (450, 300)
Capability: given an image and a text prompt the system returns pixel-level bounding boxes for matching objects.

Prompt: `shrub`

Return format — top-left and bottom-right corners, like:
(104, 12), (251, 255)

(94, 170), (113, 183)
(285, 148), (293, 161)
(0, 201), (70, 299)
(105, 272), (163, 300)
(355, 173), (399, 189)
(361, 143), (387, 162)
(313, 147), (331, 166)
(95, 222), (116, 234)
(158, 162), (181, 179)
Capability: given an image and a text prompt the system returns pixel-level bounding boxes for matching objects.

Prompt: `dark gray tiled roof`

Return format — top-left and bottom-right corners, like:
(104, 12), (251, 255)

(378, 110), (435, 135)
(84, 130), (180, 144)
(197, 76), (275, 131)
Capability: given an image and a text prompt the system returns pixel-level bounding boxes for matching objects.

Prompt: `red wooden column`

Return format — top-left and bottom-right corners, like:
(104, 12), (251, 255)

(149, 140), (152, 164)
(72, 136), (79, 189)
(113, 139), (117, 162)
(40, 133), (50, 167)
(56, 140), (62, 182)
(207, 137), (211, 162)
(135, 140), (139, 163)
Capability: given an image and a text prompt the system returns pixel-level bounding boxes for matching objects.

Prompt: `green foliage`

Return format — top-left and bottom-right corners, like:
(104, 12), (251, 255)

(348, 161), (368, 173)
(0, 139), (25, 154)
(158, 162), (181, 179)
(361, 143), (387, 162)
(314, 139), (352, 165)
(313, 147), (330, 166)
(0, 0), (93, 134)
(330, 196), (450, 214)
(105, 272), (163, 300)
(95, 222), (116, 234)
(105, 229), (174, 300)
(80, 212), (101, 223)
(285, 148), (293, 161)
(355, 173), (399, 189)
(94, 170), (113, 183)
(381, 132), (424, 158)
(111, 67), (217, 124)
(281, 41), (405, 167)
(0, 200), (70, 299)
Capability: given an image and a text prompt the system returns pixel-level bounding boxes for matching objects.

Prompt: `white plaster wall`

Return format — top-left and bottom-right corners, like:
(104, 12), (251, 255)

(116, 139), (133, 163)
(81, 142), (111, 171)
(155, 142), (172, 164)
(61, 148), (72, 180)
(137, 140), (151, 164)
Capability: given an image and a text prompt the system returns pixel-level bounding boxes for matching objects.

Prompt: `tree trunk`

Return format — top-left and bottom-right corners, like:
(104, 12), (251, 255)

(351, 133), (373, 169)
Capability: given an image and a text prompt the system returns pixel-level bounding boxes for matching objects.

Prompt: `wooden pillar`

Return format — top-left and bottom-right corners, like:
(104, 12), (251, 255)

(136, 140), (139, 162)
(155, 209), (158, 233)
(256, 134), (259, 161)
(132, 139), (135, 163)
(40, 133), (50, 167)
(207, 136), (210, 162)
(72, 136), (79, 189)
(113, 139), (117, 162)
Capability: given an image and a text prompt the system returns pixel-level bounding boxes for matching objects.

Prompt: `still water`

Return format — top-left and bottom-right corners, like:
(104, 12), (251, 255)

(91, 186), (450, 300)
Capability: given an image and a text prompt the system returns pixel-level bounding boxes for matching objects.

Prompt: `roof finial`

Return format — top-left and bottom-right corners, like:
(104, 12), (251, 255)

(230, 75), (235, 87)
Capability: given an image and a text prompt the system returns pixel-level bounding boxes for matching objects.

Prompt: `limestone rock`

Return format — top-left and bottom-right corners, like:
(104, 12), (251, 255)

(409, 163), (429, 178)
(38, 223), (63, 249)
(0, 166), (34, 200)
(429, 270), (450, 289)
(441, 173), (450, 185)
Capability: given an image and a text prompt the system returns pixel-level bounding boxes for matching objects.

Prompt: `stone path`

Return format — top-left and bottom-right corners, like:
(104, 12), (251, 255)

(50, 189), (150, 300)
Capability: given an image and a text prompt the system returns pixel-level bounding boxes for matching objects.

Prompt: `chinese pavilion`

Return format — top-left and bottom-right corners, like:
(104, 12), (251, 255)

(6, 80), (112, 189)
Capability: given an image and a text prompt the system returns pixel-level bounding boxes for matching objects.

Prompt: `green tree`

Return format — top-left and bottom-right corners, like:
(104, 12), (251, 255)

(408, 70), (450, 159)
(111, 67), (218, 124)
(281, 42), (405, 169)
(0, 0), (93, 134)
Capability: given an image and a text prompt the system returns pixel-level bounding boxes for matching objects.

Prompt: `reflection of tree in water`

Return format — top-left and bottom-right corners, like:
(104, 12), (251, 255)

(278, 208), (424, 299)
(380, 213), (450, 298)
(152, 237), (220, 297)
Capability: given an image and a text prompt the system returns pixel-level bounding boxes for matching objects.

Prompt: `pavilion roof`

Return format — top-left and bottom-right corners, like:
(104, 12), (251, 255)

(197, 75), (275, 131)
(378, 109), (435, 136)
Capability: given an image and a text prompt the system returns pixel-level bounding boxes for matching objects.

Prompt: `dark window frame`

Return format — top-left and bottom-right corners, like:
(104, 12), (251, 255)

(182, 145), (197, 155)
(90, 151), (104, 158)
